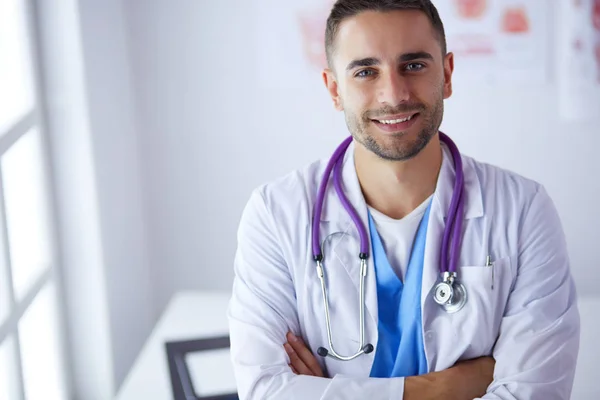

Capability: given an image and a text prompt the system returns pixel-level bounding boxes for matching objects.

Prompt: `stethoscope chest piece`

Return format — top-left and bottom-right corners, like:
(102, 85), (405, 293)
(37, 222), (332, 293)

(441, 281), (467, 313)
(433, 272), (468, 314)
(433, 281), (454, 304)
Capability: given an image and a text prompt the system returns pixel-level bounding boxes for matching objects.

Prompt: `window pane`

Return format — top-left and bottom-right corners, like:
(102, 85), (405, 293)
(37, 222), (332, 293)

(0, 178), (10, 323)
(2, 128), (53, 300)
(0, 262), (9, 323)
(0, 229), (9, 322)
(0, 0), (35, 133)
(19, 282), (67, 400)
(0, 335), (20, 400)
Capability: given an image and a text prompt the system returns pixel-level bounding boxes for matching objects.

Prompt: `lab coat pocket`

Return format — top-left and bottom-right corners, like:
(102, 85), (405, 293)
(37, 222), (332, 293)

(450, 257), (513, 359)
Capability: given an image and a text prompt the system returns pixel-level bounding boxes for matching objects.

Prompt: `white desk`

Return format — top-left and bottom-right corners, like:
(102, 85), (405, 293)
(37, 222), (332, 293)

(115, 291), (232, 400)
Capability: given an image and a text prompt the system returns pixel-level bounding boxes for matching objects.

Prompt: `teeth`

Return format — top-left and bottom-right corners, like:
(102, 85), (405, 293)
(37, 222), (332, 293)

(378, 115), (413, 124)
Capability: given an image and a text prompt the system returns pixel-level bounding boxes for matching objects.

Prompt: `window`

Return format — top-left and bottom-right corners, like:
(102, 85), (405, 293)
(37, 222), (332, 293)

(0, 1), (68, 399)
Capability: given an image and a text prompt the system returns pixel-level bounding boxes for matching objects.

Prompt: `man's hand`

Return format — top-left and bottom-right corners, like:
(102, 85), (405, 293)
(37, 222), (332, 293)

(284, 332), (325, 377)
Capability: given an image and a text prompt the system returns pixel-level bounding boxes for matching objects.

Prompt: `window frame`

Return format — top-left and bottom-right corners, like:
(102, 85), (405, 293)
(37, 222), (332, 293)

(0, 0), (71, 398)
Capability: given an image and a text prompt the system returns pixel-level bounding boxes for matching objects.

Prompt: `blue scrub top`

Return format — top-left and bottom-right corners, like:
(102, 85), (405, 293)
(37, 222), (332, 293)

(368, 202), (431, 378)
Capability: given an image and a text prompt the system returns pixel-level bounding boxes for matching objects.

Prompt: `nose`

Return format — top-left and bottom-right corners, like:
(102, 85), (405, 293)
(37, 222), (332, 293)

(376, 71), (410, 106)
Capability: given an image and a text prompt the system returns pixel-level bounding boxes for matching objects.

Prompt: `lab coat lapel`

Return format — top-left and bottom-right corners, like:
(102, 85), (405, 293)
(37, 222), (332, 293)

(421, 142), (484, 308)
(320, 141), (379, 332)
(421, 195), (444, 308)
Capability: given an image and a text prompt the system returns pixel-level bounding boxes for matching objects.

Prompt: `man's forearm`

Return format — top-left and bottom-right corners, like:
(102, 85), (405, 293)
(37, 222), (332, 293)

(403, 370), (446, 400)
(404, 357), (494, 400)
(283, 333), (494, 400)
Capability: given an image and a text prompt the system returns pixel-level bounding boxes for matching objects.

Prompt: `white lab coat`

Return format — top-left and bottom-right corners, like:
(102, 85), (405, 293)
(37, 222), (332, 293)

(228, 141), (580, 400)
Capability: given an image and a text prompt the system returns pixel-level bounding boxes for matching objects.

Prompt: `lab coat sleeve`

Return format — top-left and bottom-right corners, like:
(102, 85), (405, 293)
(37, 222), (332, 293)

(228, 189), (405, 400)
(476, 186), (580, 400)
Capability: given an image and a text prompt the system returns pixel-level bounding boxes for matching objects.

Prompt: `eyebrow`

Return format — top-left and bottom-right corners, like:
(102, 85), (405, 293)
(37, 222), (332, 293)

(399, 51), (434, 62)
(345, 51), (435, 72)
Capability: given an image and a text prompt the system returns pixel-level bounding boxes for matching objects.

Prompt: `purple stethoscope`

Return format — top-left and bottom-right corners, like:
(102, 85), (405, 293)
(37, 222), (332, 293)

(311, 132), (467, 361)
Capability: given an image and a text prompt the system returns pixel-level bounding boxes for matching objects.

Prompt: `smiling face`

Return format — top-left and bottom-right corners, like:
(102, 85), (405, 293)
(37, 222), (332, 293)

(323, 10), (454, 161)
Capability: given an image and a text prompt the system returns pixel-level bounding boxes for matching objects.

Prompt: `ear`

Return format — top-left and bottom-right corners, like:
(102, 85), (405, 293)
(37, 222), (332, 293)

(322, 68), (343, 111)
(442, 52), (454, 100)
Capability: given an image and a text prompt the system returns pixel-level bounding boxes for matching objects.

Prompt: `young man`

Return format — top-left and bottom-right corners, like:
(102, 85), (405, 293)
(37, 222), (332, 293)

(228, 1), (580, 399)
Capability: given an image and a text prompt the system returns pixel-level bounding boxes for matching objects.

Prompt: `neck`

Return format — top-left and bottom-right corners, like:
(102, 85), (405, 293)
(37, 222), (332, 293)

(355, 135), (443, 220)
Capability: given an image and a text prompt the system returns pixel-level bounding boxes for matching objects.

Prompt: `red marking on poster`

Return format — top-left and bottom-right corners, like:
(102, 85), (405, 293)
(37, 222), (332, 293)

(297, 1), (334, 70)
(593, 0), (600, 31)
(454, 0), (488, 19)
(502, 7), (530, 34)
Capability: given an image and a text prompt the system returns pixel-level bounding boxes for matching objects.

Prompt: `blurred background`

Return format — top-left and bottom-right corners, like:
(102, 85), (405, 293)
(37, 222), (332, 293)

(0, 0), (599, 399)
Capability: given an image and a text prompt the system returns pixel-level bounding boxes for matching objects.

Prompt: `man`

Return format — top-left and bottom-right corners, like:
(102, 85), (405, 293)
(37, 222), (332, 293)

(228, 1), (580, 399)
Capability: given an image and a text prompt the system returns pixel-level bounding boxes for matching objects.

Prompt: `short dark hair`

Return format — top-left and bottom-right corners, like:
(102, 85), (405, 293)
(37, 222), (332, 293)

(324, 0), (447, 68)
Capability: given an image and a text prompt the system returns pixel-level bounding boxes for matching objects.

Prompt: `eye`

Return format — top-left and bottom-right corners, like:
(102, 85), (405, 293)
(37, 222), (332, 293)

(355, 69), (376, 78)
(405, 62), (425, 72)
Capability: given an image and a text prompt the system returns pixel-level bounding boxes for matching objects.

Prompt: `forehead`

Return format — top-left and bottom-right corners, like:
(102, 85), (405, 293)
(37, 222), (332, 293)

(332, 10), (441, 68)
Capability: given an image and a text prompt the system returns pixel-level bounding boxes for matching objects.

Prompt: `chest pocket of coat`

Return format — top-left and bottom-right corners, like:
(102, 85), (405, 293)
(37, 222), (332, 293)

(449, 256), (514, 359)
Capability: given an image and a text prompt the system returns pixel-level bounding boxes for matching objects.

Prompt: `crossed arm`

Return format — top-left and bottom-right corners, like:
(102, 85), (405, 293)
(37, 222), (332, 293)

(283, 331), (495, 400)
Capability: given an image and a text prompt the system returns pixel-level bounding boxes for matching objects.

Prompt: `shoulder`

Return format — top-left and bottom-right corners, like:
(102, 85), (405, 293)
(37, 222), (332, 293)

(464, 153), (545, 214)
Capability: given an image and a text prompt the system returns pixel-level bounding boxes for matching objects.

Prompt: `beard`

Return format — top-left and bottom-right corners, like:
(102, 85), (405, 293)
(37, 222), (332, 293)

(343, 89), (444, 161)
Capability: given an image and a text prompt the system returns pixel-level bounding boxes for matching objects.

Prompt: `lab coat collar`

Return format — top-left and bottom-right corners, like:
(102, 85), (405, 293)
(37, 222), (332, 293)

(434, 141), (484, 220)
(319, 136), (484, 224)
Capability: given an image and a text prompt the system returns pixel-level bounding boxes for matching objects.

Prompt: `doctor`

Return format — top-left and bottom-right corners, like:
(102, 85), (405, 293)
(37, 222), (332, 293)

(228, 0), (580, 399)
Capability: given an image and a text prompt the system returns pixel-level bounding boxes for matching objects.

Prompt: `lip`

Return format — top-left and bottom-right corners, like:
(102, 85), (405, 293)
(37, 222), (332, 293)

(372, 112), (418, 122)
(371, 112), (419, 133)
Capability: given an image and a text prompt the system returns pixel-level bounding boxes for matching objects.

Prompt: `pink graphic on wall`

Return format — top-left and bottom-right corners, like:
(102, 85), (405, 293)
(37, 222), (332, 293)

(297, 1), (335, 70)
(593, 0), (600, 30)
(557, 0), (600, 119)
(454, 0), (488, 19)
(594, 0), (600, 81)
(501, 7), (530, 34)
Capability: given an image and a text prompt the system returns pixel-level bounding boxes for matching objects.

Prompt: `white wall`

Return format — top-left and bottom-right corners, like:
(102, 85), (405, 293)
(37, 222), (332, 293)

(76, 0), (155, 387)
(123, 0), (274, 310)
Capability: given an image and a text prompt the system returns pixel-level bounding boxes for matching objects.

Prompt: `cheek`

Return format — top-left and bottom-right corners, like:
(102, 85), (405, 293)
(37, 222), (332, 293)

(414, 76), (445, 105)
(341, 84), (373, 113)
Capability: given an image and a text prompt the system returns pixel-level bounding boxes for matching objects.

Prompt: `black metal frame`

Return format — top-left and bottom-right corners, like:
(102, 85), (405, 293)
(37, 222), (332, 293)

(165, 336), (239, 400)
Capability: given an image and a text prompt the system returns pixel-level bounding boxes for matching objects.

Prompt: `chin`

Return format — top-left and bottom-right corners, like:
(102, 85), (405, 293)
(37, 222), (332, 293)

(364, 126), (437, 160)
(361, 136), (419, 161)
